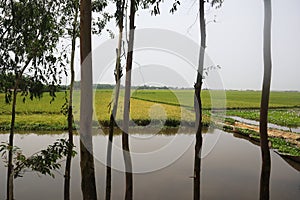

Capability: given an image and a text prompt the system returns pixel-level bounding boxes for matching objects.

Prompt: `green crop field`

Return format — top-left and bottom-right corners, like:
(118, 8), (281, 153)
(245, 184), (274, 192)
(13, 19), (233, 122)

(131, 89), (300, 109)
(0, 89), (299, 130)
(131, 89), (300, 127)
(0, 90), (198, 130)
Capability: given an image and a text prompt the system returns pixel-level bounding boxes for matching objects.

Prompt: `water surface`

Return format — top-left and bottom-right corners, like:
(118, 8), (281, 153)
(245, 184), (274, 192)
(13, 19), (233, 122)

(0, 129), (299, 200)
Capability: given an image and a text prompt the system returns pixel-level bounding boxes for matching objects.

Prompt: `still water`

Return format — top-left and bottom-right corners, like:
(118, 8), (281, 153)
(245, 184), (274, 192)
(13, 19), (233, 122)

(0, 129), (299, 200)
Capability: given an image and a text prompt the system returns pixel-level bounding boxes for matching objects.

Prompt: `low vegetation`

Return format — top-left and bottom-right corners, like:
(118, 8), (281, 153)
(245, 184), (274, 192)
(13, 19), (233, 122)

(131, 89), (300, 109)
(222, 126), (300, 156)
(0, 89), (299, 130)
(0, 90), (210, 130)
(0, 89), (299, 157)
(227, 109), (300, 127)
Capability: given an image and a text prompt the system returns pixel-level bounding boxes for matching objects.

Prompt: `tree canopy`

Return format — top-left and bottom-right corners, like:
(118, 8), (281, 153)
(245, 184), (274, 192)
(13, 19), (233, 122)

(0, 0), (67, 100)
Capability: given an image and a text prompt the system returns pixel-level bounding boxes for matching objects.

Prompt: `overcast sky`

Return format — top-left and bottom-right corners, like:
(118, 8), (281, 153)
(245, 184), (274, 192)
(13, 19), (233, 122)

(74, 0), (300, 91)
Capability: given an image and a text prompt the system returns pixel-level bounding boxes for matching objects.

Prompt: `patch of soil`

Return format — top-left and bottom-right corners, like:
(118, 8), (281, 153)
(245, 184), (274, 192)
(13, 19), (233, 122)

(233, 122), (300, 147)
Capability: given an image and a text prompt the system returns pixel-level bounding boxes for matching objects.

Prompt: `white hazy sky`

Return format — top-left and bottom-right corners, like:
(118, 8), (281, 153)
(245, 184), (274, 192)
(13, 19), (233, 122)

(73, 0), (300, 91)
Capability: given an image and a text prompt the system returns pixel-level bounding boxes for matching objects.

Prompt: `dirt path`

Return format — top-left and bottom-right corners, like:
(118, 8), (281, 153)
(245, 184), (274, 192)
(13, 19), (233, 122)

(231, 121), (300, 147)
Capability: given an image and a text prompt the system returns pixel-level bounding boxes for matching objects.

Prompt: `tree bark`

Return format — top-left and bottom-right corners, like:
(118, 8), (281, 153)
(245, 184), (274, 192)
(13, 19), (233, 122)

(7, 2), (16, 199)
(122, 0), (136, 199)
(260, 0), (272, 199)
(105, 1), (125, 200)
(7, 79), (18, 200)
(64, 3), (79, 200)
(193, 1), (206, 199)
(80, 0), (97, 199)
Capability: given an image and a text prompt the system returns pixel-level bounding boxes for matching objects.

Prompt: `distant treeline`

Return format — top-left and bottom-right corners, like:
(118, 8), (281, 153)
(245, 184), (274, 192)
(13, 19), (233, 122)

(68, 81), (194, 90)
(0, 74), (194, 93)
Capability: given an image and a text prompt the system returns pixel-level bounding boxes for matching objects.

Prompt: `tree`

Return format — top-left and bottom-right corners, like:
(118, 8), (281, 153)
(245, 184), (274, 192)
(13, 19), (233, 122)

(79, 0), (98, 199)
(193, 1), (223, 199)
(122, 0), (137, 198)
(259, 0), (272, 199)
(60, 1), (109, 199)
(0, 139), (76, 180)
(193, 2), (206, 199)
(119, 1), (181, 199)
(0, 1), (65, 199)
(60, 1), (80, 199)
(105, 0), (125, 200)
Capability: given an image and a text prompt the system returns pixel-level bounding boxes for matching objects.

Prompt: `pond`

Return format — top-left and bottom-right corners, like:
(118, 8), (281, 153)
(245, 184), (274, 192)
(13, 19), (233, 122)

(0, 129), (299, 200)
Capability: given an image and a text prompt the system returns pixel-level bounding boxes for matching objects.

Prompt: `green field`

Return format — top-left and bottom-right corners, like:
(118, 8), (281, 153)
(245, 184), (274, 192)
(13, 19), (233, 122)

(0, 90), (197, 130)
(0, 89), (299, 130)
(131, 89), (300, 109)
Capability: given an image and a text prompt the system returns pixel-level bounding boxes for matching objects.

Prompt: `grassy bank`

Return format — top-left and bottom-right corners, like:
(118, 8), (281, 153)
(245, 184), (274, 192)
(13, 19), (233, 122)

(222, 125), (300, 156)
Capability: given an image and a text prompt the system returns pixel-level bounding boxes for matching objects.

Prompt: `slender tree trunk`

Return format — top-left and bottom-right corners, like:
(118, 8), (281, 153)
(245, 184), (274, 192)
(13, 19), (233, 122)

(105, 1), (125, 200)
(7, 79), (18, 200)
(122, 0), (136, 199)
(64, 4), (79, 200)
(193, 1), (206, 199)
(260, 0), (272, 199)
(80, 0), (97, 199)
(105, 32), (122, 200)
(7, 2), (16, 199)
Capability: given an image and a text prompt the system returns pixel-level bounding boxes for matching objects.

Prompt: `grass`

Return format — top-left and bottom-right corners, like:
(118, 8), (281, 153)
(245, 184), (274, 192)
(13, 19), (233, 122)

(0, 92), (67, 114)
(131, 89), (300, 109)
(0, 90), (212, 130)
(132, 89), (300, 127)
(93, 90), (195, 122)
(0, 114), (68, 131)
(225, 90), (300, 109)
(1, 89), (299, 155)
(0, 89), (299, 130)
(227, 109), (300, 127)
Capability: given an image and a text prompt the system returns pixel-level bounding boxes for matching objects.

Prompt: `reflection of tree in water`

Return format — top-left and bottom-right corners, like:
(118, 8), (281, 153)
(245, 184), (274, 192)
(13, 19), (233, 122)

(193, 0), (224, 199)
(105, 0), (125, 198)
(259, 0), (272, 199)
(193, 143), (202, 200)
(276, 153), (300, 172)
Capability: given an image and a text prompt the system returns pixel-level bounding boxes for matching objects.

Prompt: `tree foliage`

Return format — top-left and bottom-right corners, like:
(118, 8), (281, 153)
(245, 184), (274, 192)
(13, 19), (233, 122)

(0, 73), (46, 103)
(0, 0), (67, 101)
(144, 0), (224, 16)
(141, 0), (180, 15)
(208, 0), (224, 9)
(0, 139), (76, 179)
(92, 0), (113, 35)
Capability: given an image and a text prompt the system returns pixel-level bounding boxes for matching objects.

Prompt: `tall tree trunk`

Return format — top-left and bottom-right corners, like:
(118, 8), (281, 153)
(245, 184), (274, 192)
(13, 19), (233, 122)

(260, 0), (272, 199)
(105, 1), (125, 200)
(122, 0), (136, 199)
(64, 4), (79, 200)
(193, 0), (206, 199)
(7, 1), (16, 199)
(80, 0), (97, 199)
(7, 79), (18, 200)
